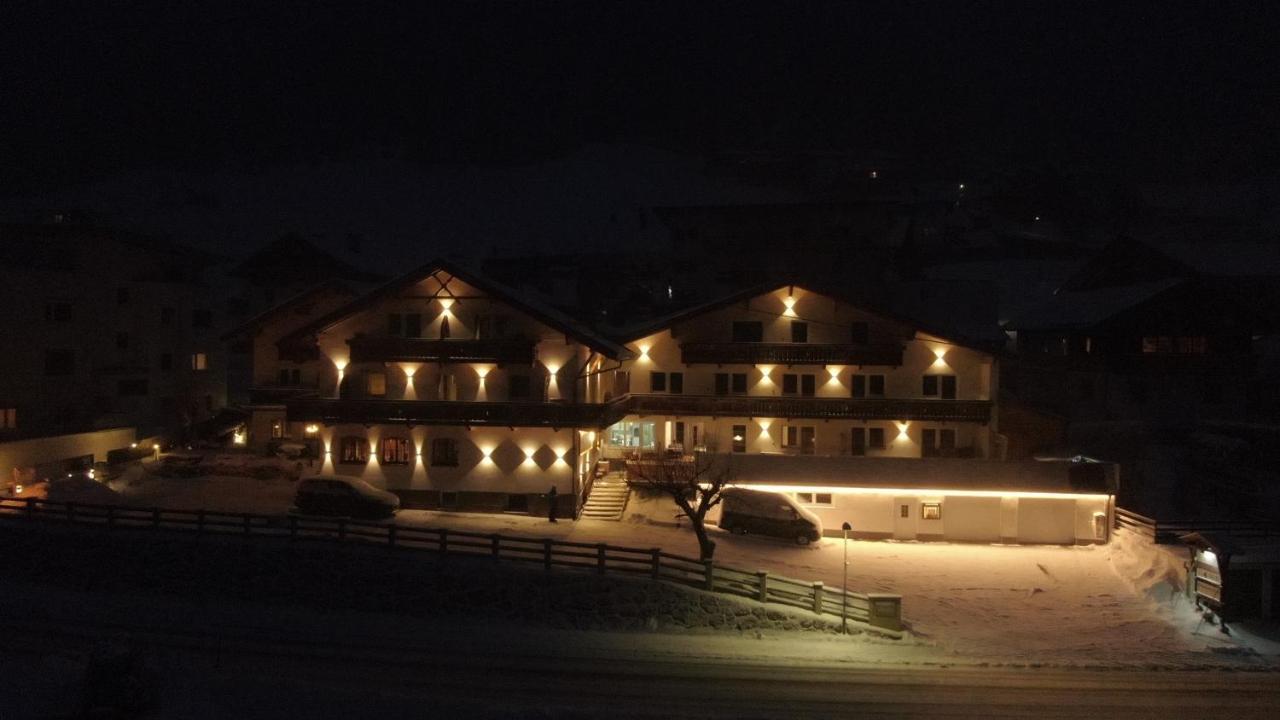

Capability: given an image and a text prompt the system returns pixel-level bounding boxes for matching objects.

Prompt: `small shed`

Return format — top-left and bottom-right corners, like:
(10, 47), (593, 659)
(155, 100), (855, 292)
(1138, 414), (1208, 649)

(1181, 532), (1280, 622)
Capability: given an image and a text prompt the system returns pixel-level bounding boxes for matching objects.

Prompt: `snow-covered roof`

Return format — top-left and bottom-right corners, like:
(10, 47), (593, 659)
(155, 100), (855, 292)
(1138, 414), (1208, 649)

(724, 454), (1114, 494)
(1003, 278), (1184, 331)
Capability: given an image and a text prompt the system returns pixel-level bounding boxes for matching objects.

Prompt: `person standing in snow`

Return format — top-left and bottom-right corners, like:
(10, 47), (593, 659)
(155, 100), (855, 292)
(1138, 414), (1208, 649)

(546, 485), (558, 523)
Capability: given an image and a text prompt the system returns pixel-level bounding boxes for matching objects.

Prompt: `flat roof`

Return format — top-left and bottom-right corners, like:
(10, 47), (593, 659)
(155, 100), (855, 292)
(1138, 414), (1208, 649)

(722, 454), (1114, 494)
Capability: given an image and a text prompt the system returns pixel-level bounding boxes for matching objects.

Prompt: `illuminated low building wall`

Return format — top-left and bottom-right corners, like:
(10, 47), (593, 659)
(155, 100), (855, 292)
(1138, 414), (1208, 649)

(704, 454), (1116, 545)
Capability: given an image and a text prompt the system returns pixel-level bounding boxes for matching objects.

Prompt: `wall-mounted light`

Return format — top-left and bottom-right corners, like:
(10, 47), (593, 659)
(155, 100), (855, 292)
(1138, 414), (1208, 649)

(439, 297), (455, 317)
(757, 365), (774, 385)
(637, 345), (650, 361)
(931, 347), (949, 369)
(895, 421), (911, 441)
(232, 428), (247, 445)
(782, 295), (798, 317)
(130, 442), (138, 449)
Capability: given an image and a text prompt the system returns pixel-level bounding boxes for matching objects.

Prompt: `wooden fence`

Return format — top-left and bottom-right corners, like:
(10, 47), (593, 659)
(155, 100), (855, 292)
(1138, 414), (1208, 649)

(0, 497), (902, 633)
(1115, 506), (1280, 544)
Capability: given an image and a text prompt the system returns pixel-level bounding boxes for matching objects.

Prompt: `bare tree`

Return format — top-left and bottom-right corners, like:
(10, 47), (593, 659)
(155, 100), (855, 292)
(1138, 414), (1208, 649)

(627, 451), (732, 560)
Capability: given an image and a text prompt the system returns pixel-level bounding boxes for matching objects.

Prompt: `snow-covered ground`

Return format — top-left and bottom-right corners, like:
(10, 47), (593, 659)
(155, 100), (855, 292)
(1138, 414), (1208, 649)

(44, 471), (1280, 667)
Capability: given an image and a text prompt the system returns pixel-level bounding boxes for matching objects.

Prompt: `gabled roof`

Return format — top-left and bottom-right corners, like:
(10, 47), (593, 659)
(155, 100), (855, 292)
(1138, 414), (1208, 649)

(613, 280), (996, 354)
(1003, 278), (1186, 331)
(278, 258), (631, 359)
(220, 278), (358, 341)
(229, 234), (386, 284)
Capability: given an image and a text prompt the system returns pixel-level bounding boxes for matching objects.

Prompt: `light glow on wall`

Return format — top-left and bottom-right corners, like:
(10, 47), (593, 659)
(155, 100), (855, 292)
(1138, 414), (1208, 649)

(480, 445), (495, 465)
(304, 424), (320, 435)
(757, 365), (774, 386)
(782, 295), (798, 317)
(895, 421), (911, 441)
(931, 347), (949, 369)
(637, 345), (650, 361)
(439, 297), (455, 317)
(522, 446), (539, 467)
(731, 483), (1111, 501)
(232, 428), (247, 445)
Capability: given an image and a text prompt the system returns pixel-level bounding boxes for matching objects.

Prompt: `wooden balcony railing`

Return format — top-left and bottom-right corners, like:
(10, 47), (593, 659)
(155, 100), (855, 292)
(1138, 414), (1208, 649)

(286, 397), (631, 428)
(347, 336), (535, 364)
(249, 385), (322, 404)
(680, 342), (904, 366)
(626, 394), (992, 422)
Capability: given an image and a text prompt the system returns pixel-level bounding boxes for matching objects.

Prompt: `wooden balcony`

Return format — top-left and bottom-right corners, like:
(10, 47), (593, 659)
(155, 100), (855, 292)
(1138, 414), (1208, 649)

(347, 336), (535, 364)
(626, 394), (992, 422)
(286, 397), (630, 428)
(680, 342), (903, 366)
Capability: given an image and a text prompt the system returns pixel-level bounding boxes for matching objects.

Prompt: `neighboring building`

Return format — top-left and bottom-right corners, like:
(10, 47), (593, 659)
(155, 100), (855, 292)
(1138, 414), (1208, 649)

(0, 221), (229, 442)
(1005, 236), (1279, 422)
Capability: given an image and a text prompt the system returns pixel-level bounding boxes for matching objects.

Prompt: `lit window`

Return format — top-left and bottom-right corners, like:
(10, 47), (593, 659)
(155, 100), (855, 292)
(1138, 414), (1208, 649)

(191, 352), (208, 371)
(921, 502), (942, 520)
(366, 372), (387, 397)
(271, 420), (284, 439)
(339, 437), (368, 464)
(796, 492), (832, 506)
(381, 437), (411, 465)
(0, 408), (16, 429)
(731, 425), (747, 453)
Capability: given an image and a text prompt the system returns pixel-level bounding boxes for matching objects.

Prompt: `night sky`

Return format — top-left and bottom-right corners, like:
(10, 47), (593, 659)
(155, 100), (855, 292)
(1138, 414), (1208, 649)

(2, 2), (1277, 258)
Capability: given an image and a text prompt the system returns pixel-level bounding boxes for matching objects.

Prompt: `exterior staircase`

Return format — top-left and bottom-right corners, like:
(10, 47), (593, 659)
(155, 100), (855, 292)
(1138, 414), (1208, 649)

(580, 476), (630, 521)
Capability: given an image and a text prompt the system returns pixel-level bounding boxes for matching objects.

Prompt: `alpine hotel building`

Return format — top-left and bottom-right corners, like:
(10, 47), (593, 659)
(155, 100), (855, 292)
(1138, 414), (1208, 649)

(237, 259), (1115, 544)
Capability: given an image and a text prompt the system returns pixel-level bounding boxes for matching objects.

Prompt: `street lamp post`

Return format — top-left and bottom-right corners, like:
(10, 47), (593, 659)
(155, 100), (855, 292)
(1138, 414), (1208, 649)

(841, 521), (852, 634)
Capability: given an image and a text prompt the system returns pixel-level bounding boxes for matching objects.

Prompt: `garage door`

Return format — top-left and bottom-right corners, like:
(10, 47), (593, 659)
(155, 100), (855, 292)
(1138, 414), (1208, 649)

(941, 496), (1002, 542)
(1015, 497), (1077, 544)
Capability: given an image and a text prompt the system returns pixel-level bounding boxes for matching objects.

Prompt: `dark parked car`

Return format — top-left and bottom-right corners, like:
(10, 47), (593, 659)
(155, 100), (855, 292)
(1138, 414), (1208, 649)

(292, 475), (400, 519)
(718, 488), (823, 545)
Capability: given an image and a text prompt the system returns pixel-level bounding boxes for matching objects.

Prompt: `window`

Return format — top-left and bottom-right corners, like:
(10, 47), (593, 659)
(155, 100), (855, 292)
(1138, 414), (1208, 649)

(278, 368), (301, 385)
(785, 426), (816, 454)
(1177, 336), (1207, 354)
(607, 420), (656, 449)
(1, 408), (16, 429)
(381, 437), (411, 465)
(336, 438), (366, 463)
(192, 309), (212, 328)
(475, 315), (491, 339)
(796, 492), (833, 506)
(44, 301), (72, 322)
(900, 504), (910, 518)
(791, 321), (808, 343)
(116, 332), (129, 350)
(868, 375), (885, 397)
(650, 372), (667, 392)
(44, 349), (74, 376)
(669, 372), (683, 394)
(271, 420), (284, 439)
(116, 287), (130, 305)
(924, 375), (956, 398)
(509, 374), (531, 399)
(404, 313), (422, 338)
(388, 313), (403, 336)
(939, 429), (955, 450)
(159, 353), (173, 371)
(731, 321), (763, 342)
(430, 438), (459, 466)
(731, 424), (747, 453)
(117, 378), (148, 396)
(784, 374), (815, 396)
(850, 322), (869, 344)
(716, 373), (747, 395)
(922, 428), (936, 456)
(191, 352), (208, 371)
(850, 427), (866, 455)
(366, 372), (387, 397)
(160, 307), (174, 325)
(868, 427), (885, 450)
(852, 375), (865, 398)
(921, 502), (942, 520)
(673, 421), (685, 445)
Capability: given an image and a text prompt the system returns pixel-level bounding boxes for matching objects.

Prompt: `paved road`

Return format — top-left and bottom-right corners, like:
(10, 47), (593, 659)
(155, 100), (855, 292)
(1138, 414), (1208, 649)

(6, 609), (1278, 720)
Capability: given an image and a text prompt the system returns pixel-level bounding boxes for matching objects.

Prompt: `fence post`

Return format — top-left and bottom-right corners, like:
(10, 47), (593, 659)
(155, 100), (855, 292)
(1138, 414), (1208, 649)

(756, 570), (768, 602)
(491, 534), (501, 558)
(440, 528), (449, 554)
(544, 539), (553, 571)
(597, 543), (607, 575)
(703, 560), (714, 591)
(387, 525), (397, 548)
(152, 507), (161, 529)
(811, 582), (824, 614)
(650, 548), (661, 580)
